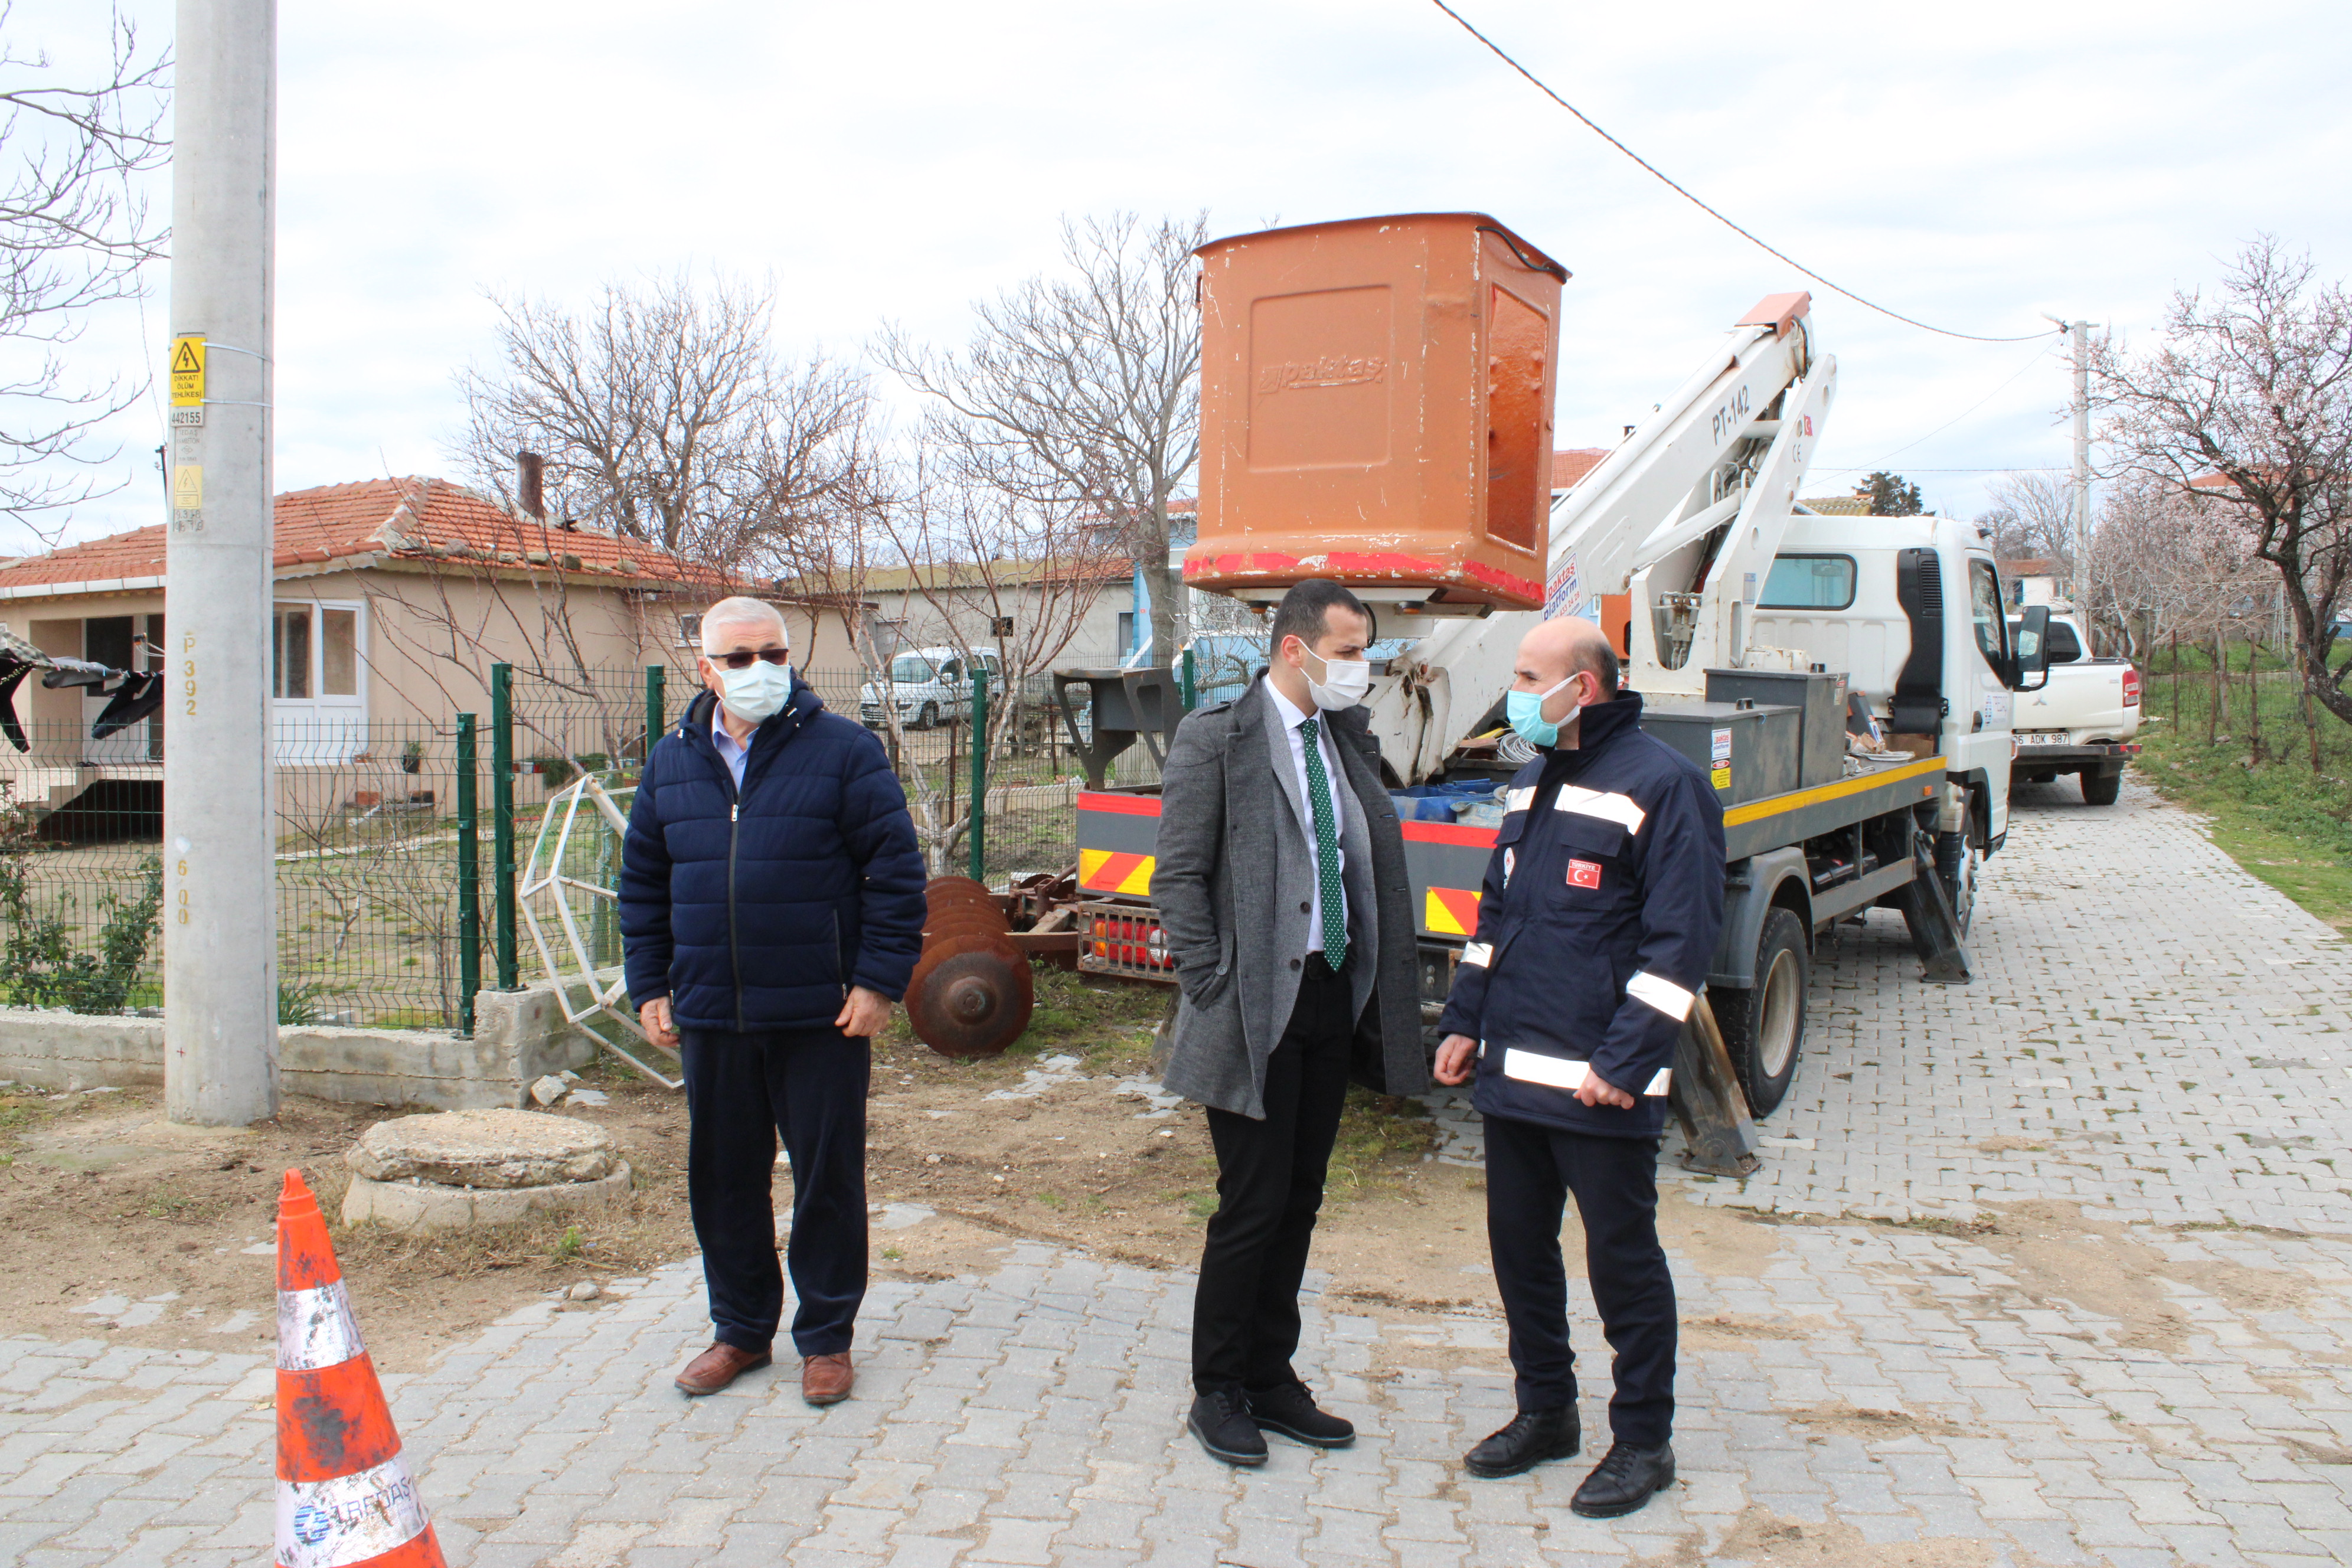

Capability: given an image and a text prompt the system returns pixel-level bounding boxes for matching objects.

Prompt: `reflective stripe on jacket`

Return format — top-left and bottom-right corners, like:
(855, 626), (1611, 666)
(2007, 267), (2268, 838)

(1436, 691), (1726, 1139)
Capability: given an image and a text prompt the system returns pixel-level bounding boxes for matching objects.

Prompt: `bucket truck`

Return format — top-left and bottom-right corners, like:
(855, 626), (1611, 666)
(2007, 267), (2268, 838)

(1060, 215), (2051, 1158)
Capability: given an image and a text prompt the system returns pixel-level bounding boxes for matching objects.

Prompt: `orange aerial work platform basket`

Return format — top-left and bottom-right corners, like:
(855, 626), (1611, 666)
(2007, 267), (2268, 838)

(1184, 212), (1568, 618)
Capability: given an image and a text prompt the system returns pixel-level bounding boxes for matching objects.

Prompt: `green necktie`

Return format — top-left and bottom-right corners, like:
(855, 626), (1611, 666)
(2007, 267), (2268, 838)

(1298, 717), (1348, 972)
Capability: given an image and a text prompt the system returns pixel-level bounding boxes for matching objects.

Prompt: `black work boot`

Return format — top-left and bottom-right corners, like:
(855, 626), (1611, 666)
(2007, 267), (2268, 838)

(1187, 1386), (1269, 1466)
(1246, 1382), (1356, 1448)
(1462, 1406), (1581, 1478)
(1570, 1442), (1677, 1517)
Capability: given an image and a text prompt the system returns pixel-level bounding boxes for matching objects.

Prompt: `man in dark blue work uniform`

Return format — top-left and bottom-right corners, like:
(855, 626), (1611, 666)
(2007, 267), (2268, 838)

(1433, 615), (1725, 1518)
(621, 596), (926, 1406)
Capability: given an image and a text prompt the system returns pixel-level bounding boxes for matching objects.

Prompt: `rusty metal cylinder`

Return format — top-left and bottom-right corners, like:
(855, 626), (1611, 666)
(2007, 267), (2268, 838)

(906, 877), (1035, 1059)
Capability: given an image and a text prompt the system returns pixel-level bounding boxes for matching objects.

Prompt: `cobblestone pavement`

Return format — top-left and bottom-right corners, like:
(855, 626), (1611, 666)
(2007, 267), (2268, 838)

(8, 780), (2352, 1567)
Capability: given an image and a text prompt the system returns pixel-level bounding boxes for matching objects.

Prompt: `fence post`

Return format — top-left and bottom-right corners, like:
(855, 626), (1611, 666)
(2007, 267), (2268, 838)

(491, 663), (518, 991)
(456, 713), (481, 1035)
(1180, 646), (1197, 710)
(967, 666), (988, 883)
(644, 664), (665, 762)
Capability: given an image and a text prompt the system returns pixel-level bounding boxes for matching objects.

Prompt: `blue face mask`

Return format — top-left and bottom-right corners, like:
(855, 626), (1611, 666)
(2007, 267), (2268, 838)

(717, 659), (794, 724)
(1505, 674), (1581, 747)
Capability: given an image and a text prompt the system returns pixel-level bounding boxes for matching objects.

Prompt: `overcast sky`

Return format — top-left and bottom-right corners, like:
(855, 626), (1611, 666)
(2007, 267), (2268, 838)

(10, 0), (2351, 556)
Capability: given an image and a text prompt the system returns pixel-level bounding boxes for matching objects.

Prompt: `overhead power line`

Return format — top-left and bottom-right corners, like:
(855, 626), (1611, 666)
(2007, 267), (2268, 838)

(1425, 0), (2059, 345)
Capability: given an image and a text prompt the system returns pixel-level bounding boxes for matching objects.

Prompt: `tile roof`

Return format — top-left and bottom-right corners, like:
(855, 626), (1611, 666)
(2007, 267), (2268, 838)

(1799, 496), (1873, 516)
(0, 477), (718, 597)
(1551, 448), (1609, 491)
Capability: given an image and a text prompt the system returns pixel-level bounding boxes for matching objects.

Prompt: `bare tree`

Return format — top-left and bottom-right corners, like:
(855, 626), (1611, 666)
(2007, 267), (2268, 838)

(450, 272), (873, 566)
(858, 459), (1122, 872)
(0, 5), (169, 543)
(2091, 237), (2352, 728)
(1977, 470), (2075, 570)
(875, 211), (1205, 664)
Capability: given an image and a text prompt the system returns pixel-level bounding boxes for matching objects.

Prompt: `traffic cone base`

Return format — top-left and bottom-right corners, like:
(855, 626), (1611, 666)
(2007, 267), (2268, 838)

(275, 1171), (445, 1568)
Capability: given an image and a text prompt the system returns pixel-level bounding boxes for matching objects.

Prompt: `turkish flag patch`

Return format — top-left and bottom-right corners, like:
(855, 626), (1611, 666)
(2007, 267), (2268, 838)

(1566, 858), (1603, 889)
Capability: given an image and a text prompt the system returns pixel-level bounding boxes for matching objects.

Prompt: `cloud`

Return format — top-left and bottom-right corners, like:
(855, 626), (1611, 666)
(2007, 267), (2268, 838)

(8, 0), (2350, 551)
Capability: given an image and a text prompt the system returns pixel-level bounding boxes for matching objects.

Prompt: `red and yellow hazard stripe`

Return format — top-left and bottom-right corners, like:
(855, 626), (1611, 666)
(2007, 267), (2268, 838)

(1079, 848), (1155, 896)
(1423, 886), (1481, 936)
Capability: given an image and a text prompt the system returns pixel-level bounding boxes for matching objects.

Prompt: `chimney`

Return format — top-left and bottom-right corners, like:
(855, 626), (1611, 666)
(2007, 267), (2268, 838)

(515, 450), (545, 520)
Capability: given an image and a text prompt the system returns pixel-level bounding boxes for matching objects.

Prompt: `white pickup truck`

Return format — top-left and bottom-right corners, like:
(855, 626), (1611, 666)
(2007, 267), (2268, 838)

(2007, 605), (2142, 805)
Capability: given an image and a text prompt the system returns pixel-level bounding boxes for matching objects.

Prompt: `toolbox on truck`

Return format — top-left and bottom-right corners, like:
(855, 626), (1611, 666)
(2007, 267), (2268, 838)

(1703, 667), (1849, 788)
(1641, 701), (1802, 806)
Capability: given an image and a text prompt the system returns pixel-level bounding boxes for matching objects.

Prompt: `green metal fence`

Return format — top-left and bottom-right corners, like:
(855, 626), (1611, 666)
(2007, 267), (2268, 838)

(0, 661), (1160, 1034)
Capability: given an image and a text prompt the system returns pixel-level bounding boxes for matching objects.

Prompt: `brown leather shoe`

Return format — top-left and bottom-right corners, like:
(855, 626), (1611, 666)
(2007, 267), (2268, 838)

(674, 1342), (770, 1396)
(801, 1351), (854, 1406)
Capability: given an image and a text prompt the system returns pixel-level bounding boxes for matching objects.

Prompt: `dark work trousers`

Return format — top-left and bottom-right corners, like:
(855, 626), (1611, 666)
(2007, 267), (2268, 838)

(1484, 1112), (1676, 1447)
(680, 1025), (870, 1358)
(1191, 952), (1356, 1396)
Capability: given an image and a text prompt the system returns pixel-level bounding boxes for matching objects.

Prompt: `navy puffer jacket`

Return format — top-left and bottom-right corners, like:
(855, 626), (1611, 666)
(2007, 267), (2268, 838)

(620, 681), (926, 1033)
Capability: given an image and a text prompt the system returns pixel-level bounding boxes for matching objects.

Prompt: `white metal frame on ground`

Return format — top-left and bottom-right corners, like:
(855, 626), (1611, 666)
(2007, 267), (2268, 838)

(518, 774), (681, 1090)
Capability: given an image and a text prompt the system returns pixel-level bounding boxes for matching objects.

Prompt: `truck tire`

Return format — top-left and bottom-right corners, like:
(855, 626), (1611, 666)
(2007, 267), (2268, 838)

(1935, 829), (1979, 939)
(918, 701), (940, 730)
(2080, 767), (2121, 806)
(1716, 907), (1807, 1116)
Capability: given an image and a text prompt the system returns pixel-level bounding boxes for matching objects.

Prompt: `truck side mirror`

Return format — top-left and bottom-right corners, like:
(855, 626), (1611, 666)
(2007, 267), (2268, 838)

(2010, 605), (2052, 691)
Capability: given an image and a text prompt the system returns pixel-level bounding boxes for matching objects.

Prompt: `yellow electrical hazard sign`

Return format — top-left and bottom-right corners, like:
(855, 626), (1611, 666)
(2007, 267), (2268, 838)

(169, 336), (205, 406)
(172, 464), (201, 508)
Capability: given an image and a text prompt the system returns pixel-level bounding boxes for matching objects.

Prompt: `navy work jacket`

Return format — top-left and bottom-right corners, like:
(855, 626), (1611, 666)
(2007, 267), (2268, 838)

(619, 681), (926, 1033)
(1436, 692), (1727, 1138)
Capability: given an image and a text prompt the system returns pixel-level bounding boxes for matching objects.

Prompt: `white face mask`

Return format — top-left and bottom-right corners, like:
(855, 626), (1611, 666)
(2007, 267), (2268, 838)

(1300, 645), (1371, 711)
(715, 658), (793, 724)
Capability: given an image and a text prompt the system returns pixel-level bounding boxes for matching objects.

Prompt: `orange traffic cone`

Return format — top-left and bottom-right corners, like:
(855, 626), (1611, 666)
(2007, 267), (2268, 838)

(274, 1171), (445, 1568)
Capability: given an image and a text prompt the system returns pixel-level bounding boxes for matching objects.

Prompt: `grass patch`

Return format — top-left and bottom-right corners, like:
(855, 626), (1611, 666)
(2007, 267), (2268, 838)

(2136, 656), (2352, 934)
(1018, 966), (1168, 1070)
(1327, 1086), (1439, 1198)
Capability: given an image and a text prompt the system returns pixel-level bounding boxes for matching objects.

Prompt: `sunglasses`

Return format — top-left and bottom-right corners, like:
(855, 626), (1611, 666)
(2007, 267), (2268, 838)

(710, 648), (788, 670)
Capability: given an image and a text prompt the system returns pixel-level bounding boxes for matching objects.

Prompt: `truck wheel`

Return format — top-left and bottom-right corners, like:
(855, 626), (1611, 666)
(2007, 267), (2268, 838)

(2080, 768), (2121, 806)
(1717, 907), (1807, 1116)
(919, 701), (940, 730)
(1935, 829), (1978, 939)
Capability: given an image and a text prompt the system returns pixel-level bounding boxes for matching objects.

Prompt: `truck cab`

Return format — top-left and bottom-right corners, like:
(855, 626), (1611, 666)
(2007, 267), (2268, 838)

(1753, 514), (2022, 927)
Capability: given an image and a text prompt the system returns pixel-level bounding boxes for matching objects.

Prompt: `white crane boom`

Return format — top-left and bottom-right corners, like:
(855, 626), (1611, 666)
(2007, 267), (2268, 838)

(1361, 292), (1834, 782)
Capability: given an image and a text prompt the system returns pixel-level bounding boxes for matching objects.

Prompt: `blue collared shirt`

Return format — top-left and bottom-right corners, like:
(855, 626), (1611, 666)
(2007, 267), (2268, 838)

(711, 710), (750, 789)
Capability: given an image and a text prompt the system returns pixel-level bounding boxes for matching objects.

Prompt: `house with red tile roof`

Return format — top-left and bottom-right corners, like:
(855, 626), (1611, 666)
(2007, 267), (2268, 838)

(0, 477), (805, 804)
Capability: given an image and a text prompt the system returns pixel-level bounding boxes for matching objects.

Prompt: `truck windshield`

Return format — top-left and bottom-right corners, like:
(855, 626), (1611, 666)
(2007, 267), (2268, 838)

(890, 655), (936, 683)
(1968, 561), (2008, 665)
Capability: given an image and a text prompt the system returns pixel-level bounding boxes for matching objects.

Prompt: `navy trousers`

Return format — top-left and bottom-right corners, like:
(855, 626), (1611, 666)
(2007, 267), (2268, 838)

(680, 1026), (869, 1358)
(1484, 1113), (1676, 1446)
(1191, 952), (1355, 1396)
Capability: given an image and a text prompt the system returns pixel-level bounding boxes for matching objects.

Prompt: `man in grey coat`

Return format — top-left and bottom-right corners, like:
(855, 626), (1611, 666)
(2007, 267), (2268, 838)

(1154, 579), (1428, 1466)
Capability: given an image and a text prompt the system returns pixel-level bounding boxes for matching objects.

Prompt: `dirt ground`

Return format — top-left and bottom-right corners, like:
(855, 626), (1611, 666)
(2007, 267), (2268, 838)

(0, 972), (1506, 1373)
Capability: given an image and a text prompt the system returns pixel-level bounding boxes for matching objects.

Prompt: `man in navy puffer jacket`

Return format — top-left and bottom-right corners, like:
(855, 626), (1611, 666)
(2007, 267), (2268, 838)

(620, 597), (925, 1405)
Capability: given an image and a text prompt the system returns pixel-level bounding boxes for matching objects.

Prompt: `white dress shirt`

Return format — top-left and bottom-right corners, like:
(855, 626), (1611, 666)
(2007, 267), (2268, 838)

(1266, 682), (1347, 955)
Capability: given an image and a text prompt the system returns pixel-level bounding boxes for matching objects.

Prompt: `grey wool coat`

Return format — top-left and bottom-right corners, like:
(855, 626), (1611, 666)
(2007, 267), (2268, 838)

(1152, 677), (1428, 1119)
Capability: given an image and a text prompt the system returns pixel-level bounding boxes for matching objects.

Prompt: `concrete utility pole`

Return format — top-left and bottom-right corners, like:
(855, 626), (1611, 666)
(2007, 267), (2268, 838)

(164, 0), (279, 1125)
(2045, 315), (2099, 601)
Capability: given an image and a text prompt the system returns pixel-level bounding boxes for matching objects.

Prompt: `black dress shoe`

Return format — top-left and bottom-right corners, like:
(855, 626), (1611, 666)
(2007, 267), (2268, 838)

(1247, 1382), (1356, 1448)
(1187, 1387), (1268, 1466)
(1463, 1406), (1580, 1478)
(1570, 1442), (1676, 1517)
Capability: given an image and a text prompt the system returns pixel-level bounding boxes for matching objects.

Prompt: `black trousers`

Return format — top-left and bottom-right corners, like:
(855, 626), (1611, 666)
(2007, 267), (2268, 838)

(680, 1025), (869, 1358)
(1485, 1113), (1676, 1447)
(1191, 953), (1355, 1396)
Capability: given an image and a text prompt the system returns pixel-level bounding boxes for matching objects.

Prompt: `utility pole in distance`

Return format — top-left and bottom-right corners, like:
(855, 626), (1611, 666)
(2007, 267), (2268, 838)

(2044, 315), (2100, 602)
(164, 0), (279, 1125)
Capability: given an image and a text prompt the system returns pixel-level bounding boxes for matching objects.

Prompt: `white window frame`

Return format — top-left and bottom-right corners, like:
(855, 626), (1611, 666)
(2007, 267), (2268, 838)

(272, 596), (368, 764)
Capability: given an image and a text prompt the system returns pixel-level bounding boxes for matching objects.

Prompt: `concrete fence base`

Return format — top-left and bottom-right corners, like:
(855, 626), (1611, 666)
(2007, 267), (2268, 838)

(0, 981), (602, 1110)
